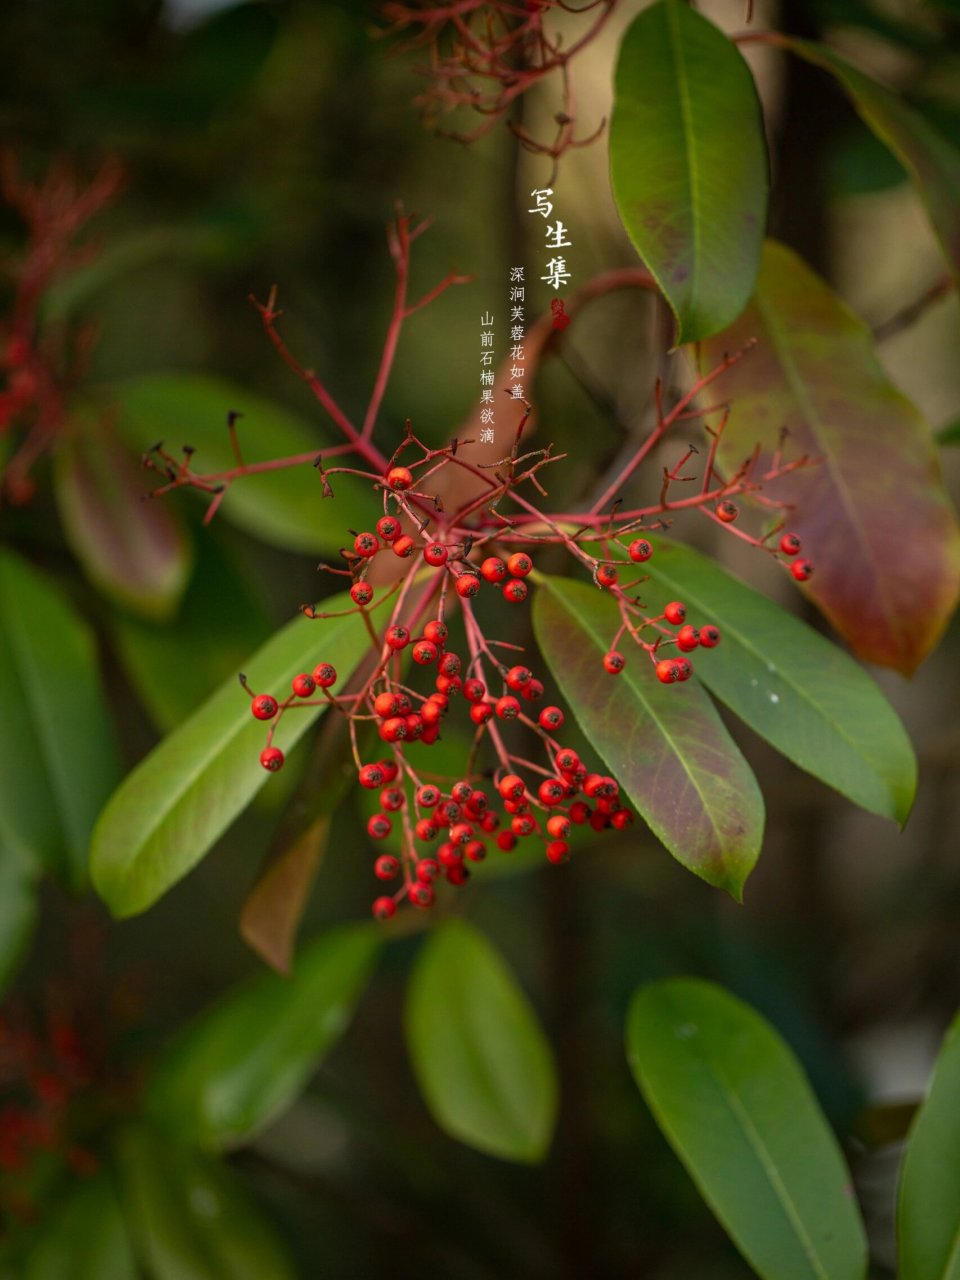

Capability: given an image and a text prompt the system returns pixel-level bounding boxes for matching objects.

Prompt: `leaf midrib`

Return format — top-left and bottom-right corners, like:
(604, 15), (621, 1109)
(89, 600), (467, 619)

(668, 0), (702, 328)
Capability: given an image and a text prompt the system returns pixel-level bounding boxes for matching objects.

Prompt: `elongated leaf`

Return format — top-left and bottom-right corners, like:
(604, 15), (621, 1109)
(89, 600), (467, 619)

(98, 373), (370, 554)
(643, 539), (916, 824)
(90, 590), (370, 917)
(627, 979), (868, 1280)
(239, 817), (330, 975)
(54, 415), (192, 621)
(115, 1128), (295, 1280)
(405, 920), (557, 1163)
(699, 239), (960, 674)
(24, 1175), (137, 1280)
(898, 1010), (960, 1279)
(610, 0), (767, 342)
(0, 552), (122, 889)
(533, 575), (763, 899)
(785, 39), (960, 283)
(148, 924), (379, 1149)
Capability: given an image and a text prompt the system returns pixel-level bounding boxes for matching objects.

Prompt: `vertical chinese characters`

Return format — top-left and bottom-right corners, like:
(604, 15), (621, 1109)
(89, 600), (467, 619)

(479, 310), (495, 443)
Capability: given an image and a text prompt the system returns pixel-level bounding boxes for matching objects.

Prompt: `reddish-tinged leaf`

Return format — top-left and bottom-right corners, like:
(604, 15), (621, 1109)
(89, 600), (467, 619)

(533, 575), (763, 900)
(700, 240), (960, 674)
(239, 817), (329, 975)
(785, 38), (960, 284)
(55, 416), (192, 621)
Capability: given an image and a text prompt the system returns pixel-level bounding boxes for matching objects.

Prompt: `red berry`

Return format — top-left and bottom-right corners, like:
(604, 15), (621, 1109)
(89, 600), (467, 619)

(537, 778), (566, 806)
(716, 500), (739, 523)
(405, 713), (424, 740)
(465, 839), (487, 862)
(507, 552), (533, 577)
(374, 854), (400, 879)
(416, 818), (439, 841)
(367, 814), (392, 840)
(435, 673), (462, 695)
(354, 532), (379, 558)
(413, 639), (438, 665)
(505, 666), (532, 691)
(463, 678), (486, 702)
(674, 657), (693, 682)
(380, 787), (404, 811)
(251, 694), (278, 720)
(569, 800), (590, 824)
(466, 789), (488, 814)
(496, 695), (521, 720)
(409, 882), (435, 909)
(313, 663), (337, 688)
(378, 759), (399, 784)
(779, 532), (802, 556)
(350, 582), (373, 606)
(503, 579), (528, 603)
(655, 659), (680, 684)
(291, 673), (315, 698)
(392, 534), (415, 558)
(372, 896), (396, 920)
(424, 619), (448, 644)
(480, 556), (507, 583)
(603, 651), (625, 675)
(451, 780), (473, 804)
(417, 858), (440, 881)
(699, 625), (721, 648)
(374, 691), (398, 718)
(386, 625), (410, 650)
(417, 784), (441, 808)
(546, 814), (571, 839)
(556, 748), (579, 773)
(455, 572), (481, 599)
(358, 763), (385, 789)
(424, 542), (448, 566)
(438, 651), (461, 677)
(377, 515), (401, 542)
(538, 706), (564, 731)
(260, 746), (284, 772)
(521, 678), (544, 701)
(664, 601), (686, 625)
(497, 831), (517, 852)
(676, 625), (700, 652)
(545, 840), (570, 865)
(596, 563), (619, 588)
(449, 821), (475, 846)
(386, 466), (414, 491)
(498, 773), (526, 800)
(628, 539), (653, 563)
(611, 809), (634, 830)
(512, 814), (535, 837)
(420, 700), (442, 726)
(791, 558), (814, 582)
(445, 863), (470, 886)
(470, 701), (493, 725)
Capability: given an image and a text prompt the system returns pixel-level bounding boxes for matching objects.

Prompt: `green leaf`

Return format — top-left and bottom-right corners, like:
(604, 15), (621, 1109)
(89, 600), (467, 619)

(699, 239), (960, 675)
(405, 919), (558, 1163)
(90, 588), (370, 917)
(898, 1010), (960, 1279)
(0, 551), (122, 889)
(115, 1128), (295, 1280)
(937, 416), (960, 445)
(24, 1175), (137, 1280)
(148, 924), (380, 1149)
(98, 372), (370, 554)
(54, 414), (193, 621)
(0, 854), (38, 998)
(627, 979), (868, 1280)
(610, 0), (767, 342)
(785, 39), (960, 285)
(642, 540), (916, 824)
(533, 575), (763, 900)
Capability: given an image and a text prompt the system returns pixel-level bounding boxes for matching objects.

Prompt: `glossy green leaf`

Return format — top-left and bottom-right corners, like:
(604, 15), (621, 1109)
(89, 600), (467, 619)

(643, 540), (916, 824)
(99, 372), (369, 554)
(148, 924), (380, 1149)
(533, 575), (763, 899)
(54, 414), (192, 621)
(898, 1010), (960, 1279)
(90, 589), (370, 917)
(786, 39), (960, 284)
(0, 551), (122, 889)
(115, 1128), (295, 1280)
(405, 919), (558, 1163)
(111, 534), (270, 732)
(610, 0), (767, 342)
(699, 240), (960, 675)
(627, 979), (868, 1280)
(0, 854), (38, 998)
(24, 1175), (137, 1280)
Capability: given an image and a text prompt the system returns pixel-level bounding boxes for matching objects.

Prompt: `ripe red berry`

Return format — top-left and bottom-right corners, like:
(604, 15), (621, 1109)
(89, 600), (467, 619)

(417, 857), (440, 880)
(423, 542), (448, 566)
(392, 534), (415, 558)
(512, 814), (536, 837)
(409, 882), (435, 909)
(675, 657), (693, 682)
(628, 538), (653, 563)
(655, 658), (680, 684)
(538, 778), (566, 806)
(503, 578), (528, 603)
(546, 840), (570, 865)
(378, 759), (399, 784)
(496, 831), (517, 852)
(420, 700), (442, 726)
(438, 842), (462, 867)
(498, 773), (526, 800)
(386, 625), (410, 650)
(313, 663), (337, 688)
(699, 625), (721, 648)
(596, 563), (619, 588)
(367, 814), (392, 840)
(374, 854), (400, 879)
(455, 572), (481, 599)
(470, 701), (493, 725)
(507, 552), (533, 578)
(676, 624), (700, 652)
(505, 666), (532, 691)
(438, 652), (461, 677)
(417, 784), (441, 808)
(538, 706), (564, 731)
(556, 747), (579, 773)
(374, 691), (398, 718)
(664, 601), (686, 625)
(546, 814), (571, 839)
(603, 651), (625, 675)
(521, 678), (544, 701)
(372, 896), (396, 920)
(291, 673), (316, 698)
(480, 556), (507, 583)
(716, 500), (739, 523)
(350, 582), (373, 606)
(451, 780), (473, 804)
(413, 639), (438, 665)
(465, 840), (487, 862)
(416, 818), (439, 841)
(496, 695), (521, 720)
(424, 619), (448, 644)
(251, 694), (279, 720)
(435, 673), (461, 695)
(445, 863), (470, 886)
(377, 515), (401, 542)
(380, 787), (404, 812)
(791, 558), (814, 582)
(354, 532), (379, 558)
(463, 678), (486, 702)
(358, 763), (385, 789)
(611, 809), (634, 830)
(260, 746), (284, 771)
(569, 800), (590, 824)
(386, 466), (414, 491)
(405, 714), (424, 740)
(779, 532), (802, 556)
